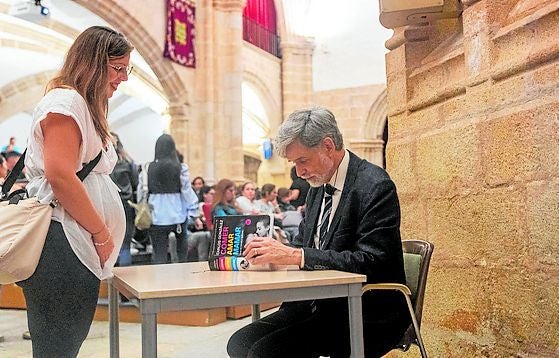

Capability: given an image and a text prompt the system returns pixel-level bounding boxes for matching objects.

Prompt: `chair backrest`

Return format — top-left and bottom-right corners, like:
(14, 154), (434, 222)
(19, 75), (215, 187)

(402, 240), (434, 326)
(397, 240), (434, 351)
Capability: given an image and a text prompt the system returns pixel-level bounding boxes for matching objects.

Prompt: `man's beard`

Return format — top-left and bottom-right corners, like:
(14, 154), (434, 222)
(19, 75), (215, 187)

(304, 153), (334, 187)
(306, 177), (325, 187)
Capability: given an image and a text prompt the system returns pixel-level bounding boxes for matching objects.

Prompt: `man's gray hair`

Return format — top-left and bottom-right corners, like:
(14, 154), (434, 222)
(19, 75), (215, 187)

(274, 107), (344, 158)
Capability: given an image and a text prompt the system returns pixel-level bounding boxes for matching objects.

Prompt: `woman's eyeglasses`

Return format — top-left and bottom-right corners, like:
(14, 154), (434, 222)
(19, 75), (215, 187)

(108, 64), (133, 76)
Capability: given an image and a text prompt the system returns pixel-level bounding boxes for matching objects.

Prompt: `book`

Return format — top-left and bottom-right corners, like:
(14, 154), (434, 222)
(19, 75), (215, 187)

(208, 214), (273, 271)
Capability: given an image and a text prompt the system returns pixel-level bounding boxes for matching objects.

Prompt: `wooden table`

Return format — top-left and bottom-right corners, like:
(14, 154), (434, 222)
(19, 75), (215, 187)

(109, 262), (366, 358)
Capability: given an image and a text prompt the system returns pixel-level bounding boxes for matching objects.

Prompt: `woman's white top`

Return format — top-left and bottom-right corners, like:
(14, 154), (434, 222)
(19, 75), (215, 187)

(236, 195), (258, 214)
(25, 88), (125, 280)
(254, 199), (277, 215)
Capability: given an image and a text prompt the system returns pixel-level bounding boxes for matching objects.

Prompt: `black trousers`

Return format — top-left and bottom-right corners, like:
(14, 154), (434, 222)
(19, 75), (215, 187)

(227, 300), (408, 358)
(149, 223), (187, 264)
(18, 221), (100, 358)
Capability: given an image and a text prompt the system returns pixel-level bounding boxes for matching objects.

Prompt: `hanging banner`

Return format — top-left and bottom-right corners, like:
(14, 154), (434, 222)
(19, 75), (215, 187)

(164, 0), (196, 68)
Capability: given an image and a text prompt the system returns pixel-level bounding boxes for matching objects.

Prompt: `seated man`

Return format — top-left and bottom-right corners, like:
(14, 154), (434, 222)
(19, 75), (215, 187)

(227, 107), (409, 358)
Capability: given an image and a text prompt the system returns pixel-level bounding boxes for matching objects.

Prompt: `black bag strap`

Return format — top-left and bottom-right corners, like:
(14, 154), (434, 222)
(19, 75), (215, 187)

(1, 150), (103, 199)
(76, 151), (103, 181)
(1, 149), (27, 198)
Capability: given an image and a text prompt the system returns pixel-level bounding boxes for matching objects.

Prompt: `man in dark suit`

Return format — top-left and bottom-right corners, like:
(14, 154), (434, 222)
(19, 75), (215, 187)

(227, 107), (409, 358)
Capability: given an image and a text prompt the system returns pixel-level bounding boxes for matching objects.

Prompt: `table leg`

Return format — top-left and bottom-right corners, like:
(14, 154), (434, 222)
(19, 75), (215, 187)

(348, 294), (364, 358)
(251, 304), (261, 322)
(108, 279), (119, 358)
(141, 312), (158, 358)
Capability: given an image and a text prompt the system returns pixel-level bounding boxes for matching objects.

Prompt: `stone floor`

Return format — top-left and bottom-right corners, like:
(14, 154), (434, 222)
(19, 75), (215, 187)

(0, 308), (266, 358)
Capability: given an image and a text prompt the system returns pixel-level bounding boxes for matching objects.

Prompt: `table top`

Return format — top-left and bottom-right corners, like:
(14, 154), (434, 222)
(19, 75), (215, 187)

(112, 262), (366, 299)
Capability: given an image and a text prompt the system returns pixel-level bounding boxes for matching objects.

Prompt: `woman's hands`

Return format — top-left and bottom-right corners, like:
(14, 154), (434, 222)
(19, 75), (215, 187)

(92, 227), (115, 268)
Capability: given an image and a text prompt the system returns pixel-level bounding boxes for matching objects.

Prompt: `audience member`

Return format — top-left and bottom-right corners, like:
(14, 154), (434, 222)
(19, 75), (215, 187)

(236, 181), (260, 214)
(1, 136), (22, 155)
(228, 106), (409, 358)
(198, 185), (215, 230)
(288, 165), (310, 211)
(277, 187), (296, 212)
(255, 183), (285, 223)
(4, 150), (22, 171)
(211, 179), (241, 219)
(276, 187), (301, 241)
(109, 132), (138, 266)
(191, 176), (205, 201)
(0, 155), (7, 184)
(17, 26), (132, 357)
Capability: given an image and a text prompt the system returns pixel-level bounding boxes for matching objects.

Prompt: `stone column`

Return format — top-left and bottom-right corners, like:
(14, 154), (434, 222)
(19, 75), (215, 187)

(194, 0), (246, 183)
(348, 138), (384, 167)
(211, 0), (246, 183)
(275, 39), (314, 183)
(195, 0), (217, 183)
(280, 39), (314, 121)
(167, 103), (191, 162)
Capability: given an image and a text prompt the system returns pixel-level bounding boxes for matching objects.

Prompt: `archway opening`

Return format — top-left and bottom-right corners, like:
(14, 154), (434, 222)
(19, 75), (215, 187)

(242, 82), (271, 182)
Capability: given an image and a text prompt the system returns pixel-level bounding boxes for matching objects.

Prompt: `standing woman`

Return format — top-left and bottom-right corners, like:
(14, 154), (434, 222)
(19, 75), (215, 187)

(18, 26), (131, 357)
(137, 134), (197, 264)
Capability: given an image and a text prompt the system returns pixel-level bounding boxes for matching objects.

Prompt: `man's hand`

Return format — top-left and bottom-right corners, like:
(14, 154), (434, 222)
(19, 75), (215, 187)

(243, 237), (301, 266)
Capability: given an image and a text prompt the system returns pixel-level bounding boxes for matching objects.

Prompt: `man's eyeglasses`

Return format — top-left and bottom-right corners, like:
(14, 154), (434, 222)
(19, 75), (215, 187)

(108, 64), (133, 76)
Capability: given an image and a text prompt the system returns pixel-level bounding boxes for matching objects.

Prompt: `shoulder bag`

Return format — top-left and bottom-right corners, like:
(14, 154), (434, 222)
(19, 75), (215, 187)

(0, 150), (102, 284)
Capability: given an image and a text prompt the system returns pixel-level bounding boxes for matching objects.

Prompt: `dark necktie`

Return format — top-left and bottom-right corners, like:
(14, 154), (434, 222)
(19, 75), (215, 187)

(318, 184), (336, 248)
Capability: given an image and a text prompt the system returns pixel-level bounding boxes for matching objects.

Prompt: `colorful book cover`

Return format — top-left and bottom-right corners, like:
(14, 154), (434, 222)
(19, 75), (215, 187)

(208, 215), (273, 271)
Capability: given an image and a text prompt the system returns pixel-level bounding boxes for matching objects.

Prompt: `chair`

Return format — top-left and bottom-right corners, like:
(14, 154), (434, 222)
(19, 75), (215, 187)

(362, 240), (434, 358)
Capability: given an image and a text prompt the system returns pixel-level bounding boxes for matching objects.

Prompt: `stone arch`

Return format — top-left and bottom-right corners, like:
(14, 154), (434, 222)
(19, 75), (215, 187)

(242, 70), (281, 129)
(349, 88), (388, 167)
(0, 71), (56, 122)
(364, 87), (387, 139)
(242, 69), (283, 184)
(73, 0), (188, 105)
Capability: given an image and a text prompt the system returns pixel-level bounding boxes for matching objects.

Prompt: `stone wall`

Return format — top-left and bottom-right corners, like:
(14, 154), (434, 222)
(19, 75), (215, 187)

(384, 0), (559, 356)
(312, 85), (387, 167)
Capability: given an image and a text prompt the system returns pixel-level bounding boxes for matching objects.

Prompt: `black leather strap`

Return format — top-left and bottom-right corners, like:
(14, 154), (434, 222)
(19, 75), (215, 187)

(1, 149), (26, 198)
(76, 151), (103, 181)
(1, 150), (103, 199)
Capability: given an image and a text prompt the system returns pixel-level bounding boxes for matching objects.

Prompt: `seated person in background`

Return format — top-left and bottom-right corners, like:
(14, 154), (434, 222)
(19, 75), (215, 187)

(198, 185), (215, 231)
(236, 181), (261, 214)
(289, 165), (310, 213)
(191, 176), (205, 202)
(277, 187), (296, 212)
(227, 106), (409, 358)
(185, 184), (214, 262)
(0, 154), (8, 184)
(1, 136), (22, 155)
(276, 187), (300, 242)
(4, 150), (22, 171)
(211, 179), (242, 219)
(254, 183), (285, 224)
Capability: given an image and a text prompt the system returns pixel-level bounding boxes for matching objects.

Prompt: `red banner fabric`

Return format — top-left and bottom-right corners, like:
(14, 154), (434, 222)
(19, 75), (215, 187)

(243, 0), (277, 34)
(164, 0), (196, 68)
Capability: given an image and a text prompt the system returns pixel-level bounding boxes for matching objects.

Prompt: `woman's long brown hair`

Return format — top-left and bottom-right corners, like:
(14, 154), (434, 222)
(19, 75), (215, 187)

(47, 26), (133, 146)
(212, 179), (237, 212)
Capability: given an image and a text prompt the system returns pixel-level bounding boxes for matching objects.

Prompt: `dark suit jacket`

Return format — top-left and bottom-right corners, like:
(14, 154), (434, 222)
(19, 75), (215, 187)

(290, 151), (409, 332)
